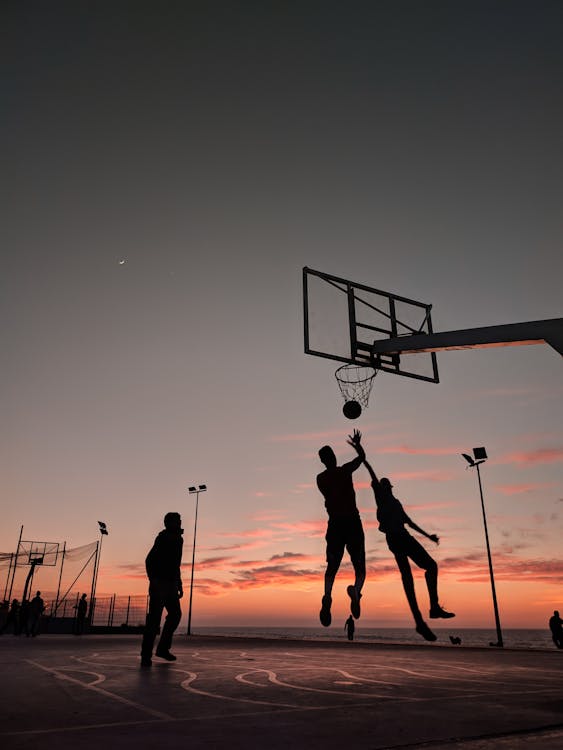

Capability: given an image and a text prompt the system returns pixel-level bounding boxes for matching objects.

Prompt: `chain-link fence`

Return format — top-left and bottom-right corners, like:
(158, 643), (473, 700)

(1, 591), (150, 633)
(91, 594), (148, 627)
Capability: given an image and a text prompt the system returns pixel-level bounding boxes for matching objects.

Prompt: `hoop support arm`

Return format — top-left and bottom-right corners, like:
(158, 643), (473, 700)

(370, 318), (563, 357)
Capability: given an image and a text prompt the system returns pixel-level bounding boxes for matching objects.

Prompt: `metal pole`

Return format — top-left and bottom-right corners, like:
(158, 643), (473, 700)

(54, 542), (66, 615)
(7, 525), (23, 602)
(108, 593), (116, 627)
(3, 553), (14, 601)
(73, 592), (79, 631)
(88, 540), (99, 621)
(187, 490), (200, 636)
(93, 533), (104, 605)
(125, 595), (131, 627)
(90, 530), (106, 624)
(475, 462), (503, 648)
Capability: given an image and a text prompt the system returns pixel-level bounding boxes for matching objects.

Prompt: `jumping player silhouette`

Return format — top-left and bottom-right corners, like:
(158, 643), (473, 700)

(361, 445), (454, 642)
(316, 429), (366, 626)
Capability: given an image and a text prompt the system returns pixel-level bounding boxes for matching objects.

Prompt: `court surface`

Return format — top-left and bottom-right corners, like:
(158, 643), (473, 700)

(1, 635), (562, 749)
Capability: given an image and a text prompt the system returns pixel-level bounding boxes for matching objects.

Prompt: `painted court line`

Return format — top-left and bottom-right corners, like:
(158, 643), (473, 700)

(3, 702), (355, 737)
(180, 670), (302, 708)
(26, 660), (173, 720)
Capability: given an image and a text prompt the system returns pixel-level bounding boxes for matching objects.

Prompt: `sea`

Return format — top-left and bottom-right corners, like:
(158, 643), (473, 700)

(196, 626), (557, 651)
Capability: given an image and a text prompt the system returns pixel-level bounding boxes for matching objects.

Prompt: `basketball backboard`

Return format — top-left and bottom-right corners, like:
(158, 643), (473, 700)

(303, 267), (439, 383)
(19, 540), (60, 566)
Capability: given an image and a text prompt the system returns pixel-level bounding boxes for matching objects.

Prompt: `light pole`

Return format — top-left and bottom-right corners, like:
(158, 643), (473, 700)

(89, 521), (108, 623)
(462, 447), (503, 648)
(187, 484), (207, 635)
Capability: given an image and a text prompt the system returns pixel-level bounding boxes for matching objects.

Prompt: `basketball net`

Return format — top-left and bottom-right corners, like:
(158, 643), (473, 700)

(334, 364), (377, 408)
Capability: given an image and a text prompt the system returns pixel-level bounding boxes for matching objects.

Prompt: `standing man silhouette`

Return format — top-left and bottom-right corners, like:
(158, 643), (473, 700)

(27, 591), (45, 637)
(0, 599), (20, 635)
(345, 614), (355, 641)
(74, 593), (88, 635)
(549, 610), (563, 649)
(141, 512), (184, 667)
(316, 430), (366, 627)
(362, 452), (454, 642)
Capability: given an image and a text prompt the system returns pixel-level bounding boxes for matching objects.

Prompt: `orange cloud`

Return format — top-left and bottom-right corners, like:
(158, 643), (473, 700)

(379, 444), (463, 455)
(195, 556), (237, 570)
(494, 482), (555, 496)
(453, 556), (563, 585)
(498, 448), (563, 465)
(407, 501), (459, 511)
(216, 528), (282, 539)
(230, 552), (322, 570)
(270, 520), (326, 537)
(250, 511), (286, 522)
(111, 563), (146, 580)
(384, 470), (456, 482)
(230, 566), (321, 590)
(203, 540), (274, 553)
(192, 577), (234, 596)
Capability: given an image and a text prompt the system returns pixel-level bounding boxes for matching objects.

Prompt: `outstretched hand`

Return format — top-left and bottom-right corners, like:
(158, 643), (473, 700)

(347, 429), (362, 448)
(429, 534), (440, 545)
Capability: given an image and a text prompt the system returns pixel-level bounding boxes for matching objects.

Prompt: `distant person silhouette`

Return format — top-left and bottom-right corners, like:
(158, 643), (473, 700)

(449, 635), (462, 645)
(27, 591), (45, 637)
(18, 599), (29, 636)
(548, 610), (563, 649)
(362, 454), (454, 642)
(74, 593), (88, 635)
(345, 614), (355, 641)
(0, 600), (8, 628)
(0, 599), (20, 635)
(140, 512), (184, 667)
(316, 430), (366, 626)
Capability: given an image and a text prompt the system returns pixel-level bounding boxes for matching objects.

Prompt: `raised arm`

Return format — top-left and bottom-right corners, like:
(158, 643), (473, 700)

(344, 429), (366, 472)
(404, 513), (439, 545)
(362, 458), (378, 484)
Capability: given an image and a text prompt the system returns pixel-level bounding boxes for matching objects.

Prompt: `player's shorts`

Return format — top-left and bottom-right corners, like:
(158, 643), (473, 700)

(386, 530), (435, 569)
(325, 514), (365, 572)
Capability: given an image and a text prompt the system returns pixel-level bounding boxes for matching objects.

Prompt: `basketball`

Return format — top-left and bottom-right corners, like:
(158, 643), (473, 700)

(342, 400), (362, 420)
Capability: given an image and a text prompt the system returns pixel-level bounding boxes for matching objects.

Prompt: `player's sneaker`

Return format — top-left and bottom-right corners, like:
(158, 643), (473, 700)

(319, 595), (332, 627)
(347, 585), (362, 619)
(155, 649), (177, 661)
(416, 622), (437, 642)
(429, 605), (455, 619)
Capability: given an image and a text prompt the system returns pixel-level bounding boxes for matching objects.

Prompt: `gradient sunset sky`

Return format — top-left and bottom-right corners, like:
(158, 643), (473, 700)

(3, 1), (562, 629)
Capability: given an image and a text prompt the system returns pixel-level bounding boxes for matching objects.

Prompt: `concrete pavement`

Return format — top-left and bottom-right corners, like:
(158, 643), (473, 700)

(1, 635), (562, 749)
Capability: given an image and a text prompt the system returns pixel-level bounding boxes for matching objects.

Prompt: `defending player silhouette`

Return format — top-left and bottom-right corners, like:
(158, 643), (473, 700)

(360, 441), (454, 642)
(316, 430), (366, 626)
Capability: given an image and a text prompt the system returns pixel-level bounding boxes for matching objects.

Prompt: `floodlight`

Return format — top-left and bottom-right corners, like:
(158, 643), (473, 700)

(462, 445), (503, 647)
(187, 482), (208, 635)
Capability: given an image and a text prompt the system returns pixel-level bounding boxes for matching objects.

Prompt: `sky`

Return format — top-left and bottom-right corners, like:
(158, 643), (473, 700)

(2, 1), (562, 630)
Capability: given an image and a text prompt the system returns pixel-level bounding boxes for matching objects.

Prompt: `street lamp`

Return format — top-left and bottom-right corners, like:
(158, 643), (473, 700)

(186, 484), (207, 635)
(89, 521), (109, 622)
(462, 447), (503, 648)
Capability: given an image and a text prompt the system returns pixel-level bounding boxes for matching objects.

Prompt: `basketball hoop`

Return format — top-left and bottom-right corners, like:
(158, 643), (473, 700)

(335, 364), (377, 419)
